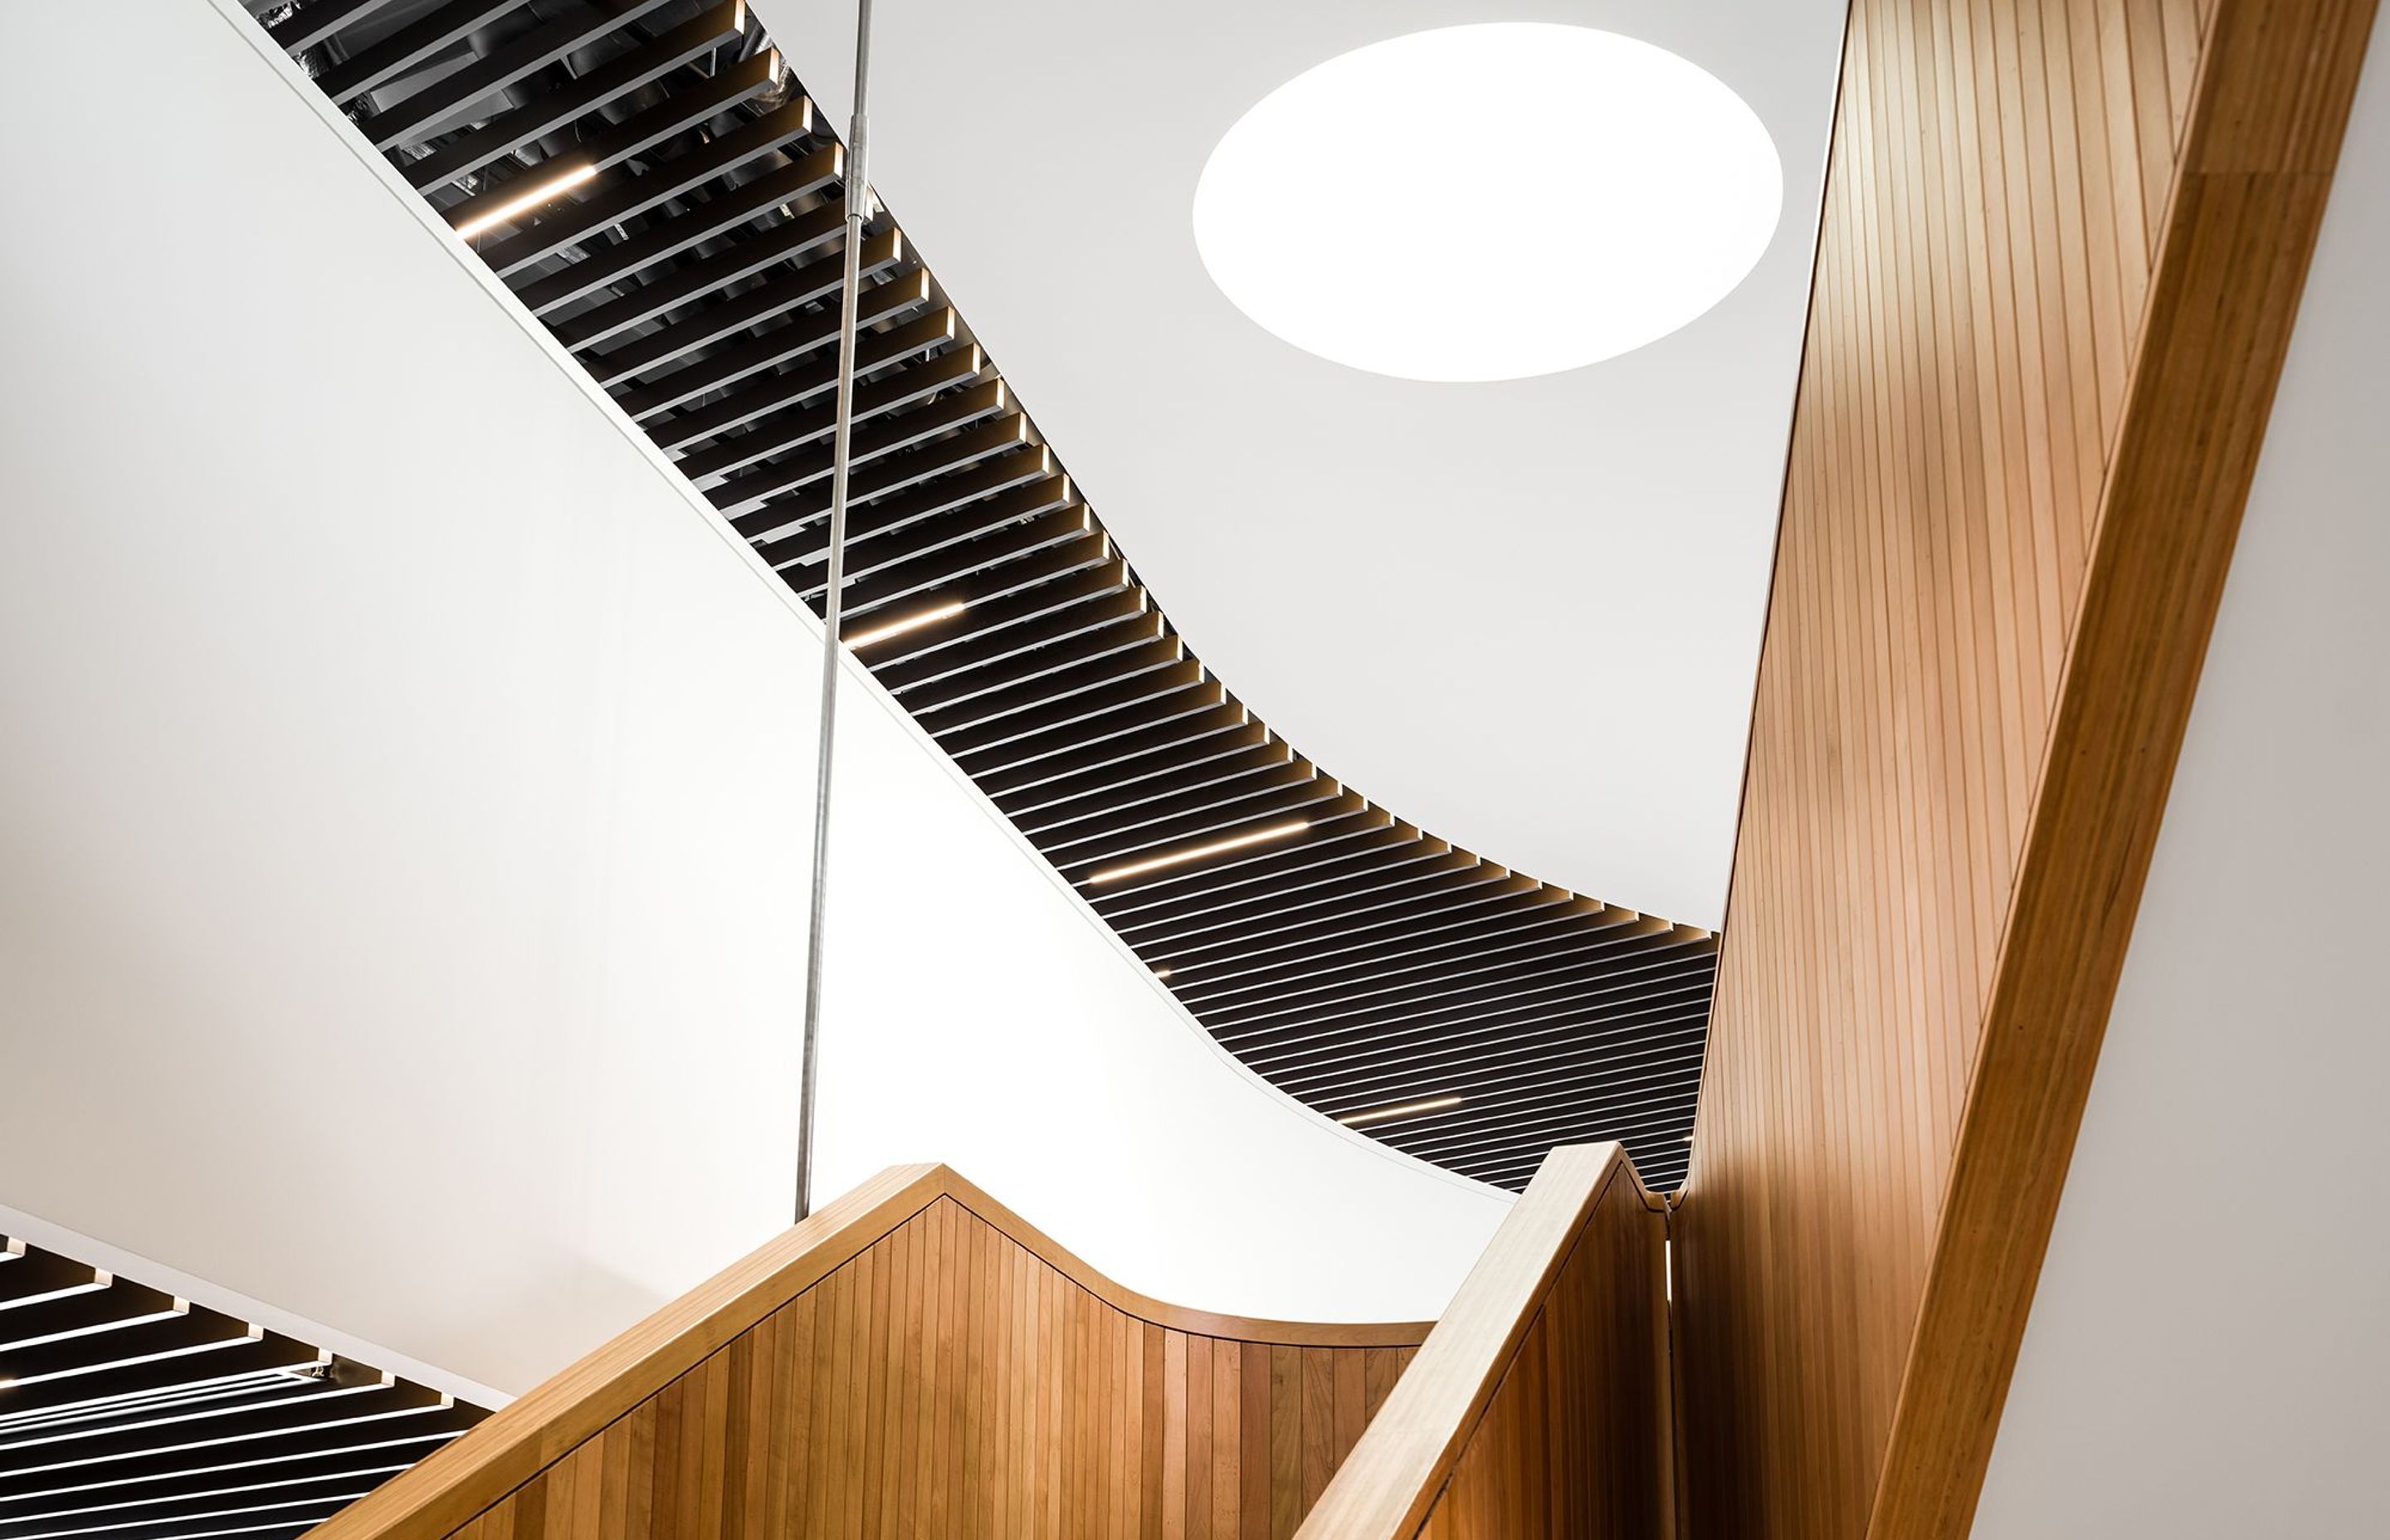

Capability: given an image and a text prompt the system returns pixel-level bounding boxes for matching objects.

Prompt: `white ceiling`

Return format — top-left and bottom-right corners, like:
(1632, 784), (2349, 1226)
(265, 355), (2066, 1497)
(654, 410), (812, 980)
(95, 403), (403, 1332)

(768, 1), (1848, 930)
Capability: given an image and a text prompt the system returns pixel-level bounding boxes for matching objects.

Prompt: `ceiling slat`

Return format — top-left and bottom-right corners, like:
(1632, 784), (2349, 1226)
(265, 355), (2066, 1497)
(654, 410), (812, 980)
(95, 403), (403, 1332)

(365, 0), (681, 150)
(513, 144), (845, 316)
(475, 98), (816, 276)
(553, 202), (856, 350)
(400, 1), (748, 194)
(266, 0), (408, 56)
(660, 302), (954, 451)
(314, 0), (527, 107)
(585, 222), (896, 385)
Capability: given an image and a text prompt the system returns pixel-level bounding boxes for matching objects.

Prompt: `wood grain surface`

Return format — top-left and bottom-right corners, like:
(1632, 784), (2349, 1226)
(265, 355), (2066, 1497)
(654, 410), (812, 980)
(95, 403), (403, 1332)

(1674, 2), (2378, 1538)
(1294, 1144), (1671, 1539)
(308, 1165), (1425, 1540)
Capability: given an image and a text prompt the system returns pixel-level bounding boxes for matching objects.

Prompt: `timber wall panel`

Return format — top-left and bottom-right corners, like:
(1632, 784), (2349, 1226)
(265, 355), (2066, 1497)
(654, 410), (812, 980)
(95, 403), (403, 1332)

(1294, 1144), (1670, 1540)
(1675, 2), (2376, 1538)
(315, 1169), (1421, 1540)
(455, 1198), (1411, 1540)
(1411, 1163), (1666, 1538)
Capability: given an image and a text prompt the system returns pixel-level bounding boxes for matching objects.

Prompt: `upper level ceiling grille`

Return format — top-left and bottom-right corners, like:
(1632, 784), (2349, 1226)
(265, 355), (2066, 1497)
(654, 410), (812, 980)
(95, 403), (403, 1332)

(0, 1234), (488, 1540)
(242, 0), (1717, 1192)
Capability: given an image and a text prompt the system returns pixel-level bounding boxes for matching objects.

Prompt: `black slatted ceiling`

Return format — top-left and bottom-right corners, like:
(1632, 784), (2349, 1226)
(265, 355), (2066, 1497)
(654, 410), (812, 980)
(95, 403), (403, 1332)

(246, 0), (1714, 1192)
(0, 1235), (488, 1540)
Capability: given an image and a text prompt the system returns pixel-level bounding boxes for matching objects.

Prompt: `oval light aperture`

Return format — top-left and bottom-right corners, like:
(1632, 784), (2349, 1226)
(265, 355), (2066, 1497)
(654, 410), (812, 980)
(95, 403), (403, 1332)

(1193, 24), (1783, 383)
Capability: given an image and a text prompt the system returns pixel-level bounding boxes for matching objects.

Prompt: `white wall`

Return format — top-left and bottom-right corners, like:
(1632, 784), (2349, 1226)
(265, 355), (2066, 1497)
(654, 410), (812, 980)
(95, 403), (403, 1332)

(0, 0), (1508, 1398)
(1971, 34), (2390, 1539)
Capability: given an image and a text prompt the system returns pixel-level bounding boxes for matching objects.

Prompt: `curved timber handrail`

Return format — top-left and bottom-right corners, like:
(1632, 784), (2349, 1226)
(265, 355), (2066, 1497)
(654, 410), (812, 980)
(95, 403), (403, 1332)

(1293, 1143), (1674, 1538)
(311, 1163), (1431, 1539)
(946, 1167), (1432, 1348)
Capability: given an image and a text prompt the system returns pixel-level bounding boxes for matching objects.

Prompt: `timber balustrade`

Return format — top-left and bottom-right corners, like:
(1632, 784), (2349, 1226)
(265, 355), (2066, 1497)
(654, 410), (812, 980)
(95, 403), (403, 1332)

(308, 1149), (1676, 1540)
(307, 1164), (1431, 1540)
(1293, 1143), (1672, 1540)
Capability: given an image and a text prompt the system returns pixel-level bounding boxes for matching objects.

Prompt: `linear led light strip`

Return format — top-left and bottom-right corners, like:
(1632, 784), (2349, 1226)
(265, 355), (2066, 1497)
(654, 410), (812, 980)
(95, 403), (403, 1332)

(449, 161), (600, 241)
(1085, 819), (1311, 886)
(1338, 1094), (1466, 1128)
(845, 599), (965, 649)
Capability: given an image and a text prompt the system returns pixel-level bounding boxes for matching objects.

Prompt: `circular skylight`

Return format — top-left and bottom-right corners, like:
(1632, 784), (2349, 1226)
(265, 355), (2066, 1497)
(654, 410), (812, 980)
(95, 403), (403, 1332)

(1193, 24), (1783, 383)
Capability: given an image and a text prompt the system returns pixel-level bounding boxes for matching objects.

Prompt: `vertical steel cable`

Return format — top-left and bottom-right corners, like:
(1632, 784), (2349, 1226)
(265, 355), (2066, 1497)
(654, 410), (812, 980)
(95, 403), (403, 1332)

(793, 0), (875, 1223)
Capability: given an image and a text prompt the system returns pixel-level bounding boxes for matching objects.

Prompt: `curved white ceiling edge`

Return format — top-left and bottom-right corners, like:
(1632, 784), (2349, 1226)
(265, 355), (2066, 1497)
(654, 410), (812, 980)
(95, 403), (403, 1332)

(763, 0), (1851, 931)
(1193, 24), (1784, 383)
(0, 0), (1513, 1406)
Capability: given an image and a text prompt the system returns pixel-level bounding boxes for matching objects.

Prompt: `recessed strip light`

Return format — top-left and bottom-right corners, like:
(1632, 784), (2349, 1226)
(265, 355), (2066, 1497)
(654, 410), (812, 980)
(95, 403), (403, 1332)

(450, 162), (598, 241)
(844, 600), (966, 649)
(1085, 819), (1310, 885)
(1338, 1094), (1465, 1128)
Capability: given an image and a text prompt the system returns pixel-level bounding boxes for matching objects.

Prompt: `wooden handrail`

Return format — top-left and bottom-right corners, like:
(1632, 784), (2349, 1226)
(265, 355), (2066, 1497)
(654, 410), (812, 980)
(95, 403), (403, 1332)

(937, 1167), (1432, 1348)
(310, 1163), (1431, 1539)
(1292, 1143), (1672, 1538)
(307, 1163), (940, 1540)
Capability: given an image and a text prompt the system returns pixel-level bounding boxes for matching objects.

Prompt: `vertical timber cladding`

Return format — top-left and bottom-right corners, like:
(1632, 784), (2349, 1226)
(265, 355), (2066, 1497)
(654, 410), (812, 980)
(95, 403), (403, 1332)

(1673, 3), (2376, 1540)
(1412, 1169), (1666, 1539)
(310, 1167), (1425, 1540)
(441, 1199), (1417, 1538)
(1295, 1146), (1674, 1540)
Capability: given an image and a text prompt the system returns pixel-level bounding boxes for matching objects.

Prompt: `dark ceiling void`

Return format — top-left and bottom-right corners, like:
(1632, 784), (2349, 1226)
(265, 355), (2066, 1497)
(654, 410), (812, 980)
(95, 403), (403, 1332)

(242, 0), (1717, 1192)
(0, 1232), (488, 1540)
